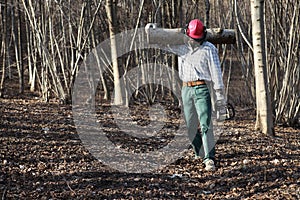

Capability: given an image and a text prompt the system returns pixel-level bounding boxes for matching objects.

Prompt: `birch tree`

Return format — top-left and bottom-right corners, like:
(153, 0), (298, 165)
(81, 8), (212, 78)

(105, 0), (123, 105)
(250, 0), (274, 136)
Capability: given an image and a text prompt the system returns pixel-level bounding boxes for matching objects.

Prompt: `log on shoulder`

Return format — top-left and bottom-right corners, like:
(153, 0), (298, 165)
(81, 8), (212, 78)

(145, 23), (236, 45)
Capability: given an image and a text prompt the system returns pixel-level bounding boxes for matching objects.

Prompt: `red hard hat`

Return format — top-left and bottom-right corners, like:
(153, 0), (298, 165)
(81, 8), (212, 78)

(186, 19), (206, 39)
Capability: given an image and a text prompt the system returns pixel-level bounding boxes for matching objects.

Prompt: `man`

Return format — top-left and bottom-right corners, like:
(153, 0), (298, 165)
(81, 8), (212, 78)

(178, 19), (226, 171)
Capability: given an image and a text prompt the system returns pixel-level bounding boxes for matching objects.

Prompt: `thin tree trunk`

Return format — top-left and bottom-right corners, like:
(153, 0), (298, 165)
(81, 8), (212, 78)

(26, 8), (35, 92)
(17, 0), (24, 93)
(205, 0), (210, 28)
(0, 0), (8, 97)
(105, 0), (123, 105)
(251, 0), (274, 136)
(11, 1), (22, 93)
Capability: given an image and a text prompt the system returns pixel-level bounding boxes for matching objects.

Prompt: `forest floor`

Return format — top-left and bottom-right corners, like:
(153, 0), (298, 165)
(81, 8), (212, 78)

(0, 91), (299, 199)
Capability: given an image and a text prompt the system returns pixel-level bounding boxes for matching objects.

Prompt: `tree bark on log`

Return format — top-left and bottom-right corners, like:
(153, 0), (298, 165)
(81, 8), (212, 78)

(145, 23), (236, 45)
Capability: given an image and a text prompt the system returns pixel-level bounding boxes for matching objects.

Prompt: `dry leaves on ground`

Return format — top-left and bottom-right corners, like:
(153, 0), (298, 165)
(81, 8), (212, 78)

(0, 98), (299, 199)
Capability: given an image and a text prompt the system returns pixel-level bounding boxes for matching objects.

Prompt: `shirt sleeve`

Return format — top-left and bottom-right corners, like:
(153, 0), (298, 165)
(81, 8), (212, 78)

(208, 44), (224, 91)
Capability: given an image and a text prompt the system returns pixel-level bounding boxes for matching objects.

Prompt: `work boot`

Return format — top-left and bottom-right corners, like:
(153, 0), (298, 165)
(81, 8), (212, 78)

(204, 159), (216, 171)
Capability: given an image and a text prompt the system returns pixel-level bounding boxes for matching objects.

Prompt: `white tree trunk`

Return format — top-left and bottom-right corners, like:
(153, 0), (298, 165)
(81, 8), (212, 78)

(106, 0), (123, 105)
(251, 0), (274, 135)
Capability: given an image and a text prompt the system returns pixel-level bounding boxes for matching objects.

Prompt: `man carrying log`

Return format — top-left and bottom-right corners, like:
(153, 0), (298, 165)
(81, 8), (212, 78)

(178, 19), (226, 171)
(147, 19), (227, 171)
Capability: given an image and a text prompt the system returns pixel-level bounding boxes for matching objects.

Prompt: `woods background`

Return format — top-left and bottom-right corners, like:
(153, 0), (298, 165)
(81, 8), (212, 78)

(0, 0), (299, 127)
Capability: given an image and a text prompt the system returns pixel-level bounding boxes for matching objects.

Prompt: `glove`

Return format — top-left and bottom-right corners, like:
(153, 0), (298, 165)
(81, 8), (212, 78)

(215, 89), (227, 121)
(216, 99), (227, 121)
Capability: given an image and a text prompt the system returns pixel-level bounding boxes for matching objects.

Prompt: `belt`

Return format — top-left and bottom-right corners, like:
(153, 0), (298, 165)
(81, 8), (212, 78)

(183, 80), (206, 87)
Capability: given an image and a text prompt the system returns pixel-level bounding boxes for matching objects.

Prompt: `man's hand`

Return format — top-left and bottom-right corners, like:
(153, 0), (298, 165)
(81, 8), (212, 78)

(216, 99), (227, 121)
(215, 89), (227, 121)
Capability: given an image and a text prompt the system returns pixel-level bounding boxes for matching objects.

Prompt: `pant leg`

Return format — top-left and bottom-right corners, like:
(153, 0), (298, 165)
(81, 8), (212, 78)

(193, 85), (215, 161)
(181, 86), (203, 156)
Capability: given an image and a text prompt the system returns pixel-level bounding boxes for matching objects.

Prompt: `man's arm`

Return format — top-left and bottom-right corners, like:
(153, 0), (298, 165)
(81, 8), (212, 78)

(207, 43), (227, 121)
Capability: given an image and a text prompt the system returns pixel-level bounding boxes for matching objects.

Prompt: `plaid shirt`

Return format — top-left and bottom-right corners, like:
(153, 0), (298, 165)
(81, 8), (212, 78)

(171, 41), (224, 91)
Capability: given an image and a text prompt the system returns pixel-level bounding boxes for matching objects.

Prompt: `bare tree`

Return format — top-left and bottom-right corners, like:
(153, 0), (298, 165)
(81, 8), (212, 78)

(266, 0), (300, 126)
(0, 0), (8, 97)
(251, 0), (274, 135)
(105, 0), (123, 105)
(204, 0), (210, 28)
(11, 0), (24, 94)
(0, 0), (298, 126)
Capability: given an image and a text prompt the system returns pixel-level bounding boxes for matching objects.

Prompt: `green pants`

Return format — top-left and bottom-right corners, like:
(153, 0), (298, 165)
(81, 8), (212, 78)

(182, 84), (215, 162)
